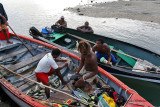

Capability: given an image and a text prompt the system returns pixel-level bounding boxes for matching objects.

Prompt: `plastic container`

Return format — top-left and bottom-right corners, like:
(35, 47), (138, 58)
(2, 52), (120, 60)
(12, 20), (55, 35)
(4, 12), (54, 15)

(0, 28), (10, 40)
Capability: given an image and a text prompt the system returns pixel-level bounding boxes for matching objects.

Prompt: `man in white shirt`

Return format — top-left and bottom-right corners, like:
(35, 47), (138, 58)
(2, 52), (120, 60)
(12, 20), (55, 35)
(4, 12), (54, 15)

(35, 48), (68, 98)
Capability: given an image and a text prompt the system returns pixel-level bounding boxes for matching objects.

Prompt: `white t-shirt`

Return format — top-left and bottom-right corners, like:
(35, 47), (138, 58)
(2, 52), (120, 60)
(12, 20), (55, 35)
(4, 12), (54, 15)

(35, 53), (58, 73)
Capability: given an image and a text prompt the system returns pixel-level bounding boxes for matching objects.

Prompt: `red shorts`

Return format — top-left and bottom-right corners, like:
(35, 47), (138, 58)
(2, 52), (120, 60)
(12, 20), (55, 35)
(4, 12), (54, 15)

(35, 67), (53, 84)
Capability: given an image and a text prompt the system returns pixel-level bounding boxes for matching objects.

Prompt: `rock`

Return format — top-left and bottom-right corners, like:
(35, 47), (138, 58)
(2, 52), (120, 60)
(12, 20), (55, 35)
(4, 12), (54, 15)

(79, 13), (84, 16)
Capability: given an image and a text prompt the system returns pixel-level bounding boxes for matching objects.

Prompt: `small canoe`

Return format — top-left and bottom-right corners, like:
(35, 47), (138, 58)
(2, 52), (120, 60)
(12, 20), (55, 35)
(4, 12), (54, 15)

(30, 27), (160, 84)
(0, 32), (153, 106)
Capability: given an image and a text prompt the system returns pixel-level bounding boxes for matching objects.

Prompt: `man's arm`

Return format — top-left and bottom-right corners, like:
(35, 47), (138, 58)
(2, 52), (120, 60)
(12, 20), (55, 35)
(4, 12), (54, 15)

(55, 58), (67, 62)
(106, 46), (112, 65)
(0, 14), (8, 25)
(77, 26), (85, 33)
(76, 55), (85, 74)
(56, 62), (68, 71)
(86, 27), (93, 33)
(55, 20), (60, 26)
(92, 45), (96, 53)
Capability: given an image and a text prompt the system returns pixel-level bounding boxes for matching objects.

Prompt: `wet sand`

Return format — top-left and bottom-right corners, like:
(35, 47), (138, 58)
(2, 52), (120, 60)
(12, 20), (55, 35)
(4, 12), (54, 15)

(66, 0), (160, 24)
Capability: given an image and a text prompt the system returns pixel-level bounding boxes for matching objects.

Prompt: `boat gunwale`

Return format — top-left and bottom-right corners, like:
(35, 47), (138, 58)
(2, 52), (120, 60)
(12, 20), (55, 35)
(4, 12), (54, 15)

(65, 28), (160, 57)
(0, 78), (46, 107)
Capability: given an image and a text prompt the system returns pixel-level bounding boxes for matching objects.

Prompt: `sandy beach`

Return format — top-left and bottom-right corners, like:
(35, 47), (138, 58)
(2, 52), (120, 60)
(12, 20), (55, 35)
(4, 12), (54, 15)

(66, 0), (160, 24)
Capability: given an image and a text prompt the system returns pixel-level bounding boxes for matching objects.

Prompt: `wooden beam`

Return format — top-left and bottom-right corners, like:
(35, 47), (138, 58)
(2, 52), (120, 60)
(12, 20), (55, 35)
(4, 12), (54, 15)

(8, 52), (47, 71)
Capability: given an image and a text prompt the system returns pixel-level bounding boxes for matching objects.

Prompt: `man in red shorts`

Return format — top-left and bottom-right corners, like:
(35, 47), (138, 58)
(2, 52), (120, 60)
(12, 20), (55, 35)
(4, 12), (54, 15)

(0, 3), (13, 44)
(35, 48), (68, 98)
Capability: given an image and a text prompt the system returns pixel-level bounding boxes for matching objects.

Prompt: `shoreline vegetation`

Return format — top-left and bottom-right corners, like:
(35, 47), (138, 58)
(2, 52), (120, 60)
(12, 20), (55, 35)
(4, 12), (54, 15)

(65, 0), (160, 24)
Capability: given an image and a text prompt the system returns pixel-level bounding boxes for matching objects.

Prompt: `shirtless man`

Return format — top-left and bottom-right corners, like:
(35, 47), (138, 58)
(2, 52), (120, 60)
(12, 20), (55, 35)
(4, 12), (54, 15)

(77, 21), (94, 34)
(74, 40), (98, 88)
(0, 3), (12, 44)
(55, 16), (67, 28)
(93, 39), (117, 65)
(35, 48), (68, 98)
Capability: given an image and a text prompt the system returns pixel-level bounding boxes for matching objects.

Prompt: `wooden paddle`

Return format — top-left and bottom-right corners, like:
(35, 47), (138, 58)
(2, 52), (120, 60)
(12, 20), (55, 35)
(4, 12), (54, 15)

(67, 33), (140, 61)
(0, 64), (98, 107)
(8, 25), (34, 56)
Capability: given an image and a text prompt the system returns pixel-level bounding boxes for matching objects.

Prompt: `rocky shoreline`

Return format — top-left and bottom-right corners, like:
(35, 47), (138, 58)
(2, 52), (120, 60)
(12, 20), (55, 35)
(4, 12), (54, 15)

(66, 0), (160, 24)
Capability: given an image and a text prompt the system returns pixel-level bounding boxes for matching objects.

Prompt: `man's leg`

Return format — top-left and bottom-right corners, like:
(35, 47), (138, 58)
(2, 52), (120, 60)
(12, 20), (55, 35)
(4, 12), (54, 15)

(35, 72), (50, 98)
(2, 29), (13, 44)
(74, 77), (86, 89)
(44, 82), (50, 99)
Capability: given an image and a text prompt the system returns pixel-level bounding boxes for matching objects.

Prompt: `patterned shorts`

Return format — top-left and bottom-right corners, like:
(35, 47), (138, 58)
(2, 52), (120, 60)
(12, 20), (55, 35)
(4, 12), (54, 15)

(0, 24), (7, 31)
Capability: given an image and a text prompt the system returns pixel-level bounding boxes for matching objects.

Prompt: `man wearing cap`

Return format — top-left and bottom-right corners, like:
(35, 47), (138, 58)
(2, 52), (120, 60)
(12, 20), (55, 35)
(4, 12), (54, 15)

(55, 16), (67, 28)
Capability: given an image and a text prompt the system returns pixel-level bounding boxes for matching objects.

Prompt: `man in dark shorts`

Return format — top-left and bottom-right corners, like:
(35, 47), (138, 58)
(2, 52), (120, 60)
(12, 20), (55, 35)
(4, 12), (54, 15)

(77, 21), (94, 34)
(74, 40), (98, 88)
(93, 39), (117, 65)
(0, 3), (12, 44)
(35, 48), (68, 98)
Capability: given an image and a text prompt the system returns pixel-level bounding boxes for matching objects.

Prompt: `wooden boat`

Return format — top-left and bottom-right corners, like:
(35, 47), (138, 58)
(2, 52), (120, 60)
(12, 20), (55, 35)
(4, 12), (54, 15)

(30, 27), (160, 84)
(0, 32), (153, 106)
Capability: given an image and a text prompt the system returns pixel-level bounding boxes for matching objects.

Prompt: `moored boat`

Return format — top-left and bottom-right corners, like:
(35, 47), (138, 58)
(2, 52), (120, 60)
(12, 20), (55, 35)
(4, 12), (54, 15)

(0, 32), (153, 106)
(30, 27), (160, 84)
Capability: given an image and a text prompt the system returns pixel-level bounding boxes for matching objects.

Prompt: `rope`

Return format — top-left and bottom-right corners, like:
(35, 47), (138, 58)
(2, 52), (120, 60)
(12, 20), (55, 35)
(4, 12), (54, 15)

(0, 64), (98, 107)
(67, 33), (141, 61)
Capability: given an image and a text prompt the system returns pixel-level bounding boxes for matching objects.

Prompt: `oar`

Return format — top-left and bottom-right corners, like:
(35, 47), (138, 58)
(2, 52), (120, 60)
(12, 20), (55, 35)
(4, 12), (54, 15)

(0, 64), (98, 107)
(8, 25), (34, 56)
(67, 33), (140, 61)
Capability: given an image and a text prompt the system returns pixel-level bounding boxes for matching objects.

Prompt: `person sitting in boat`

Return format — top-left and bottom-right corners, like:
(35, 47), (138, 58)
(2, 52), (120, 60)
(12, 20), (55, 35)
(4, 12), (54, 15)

(74, 40), (98, 89)
(0, 3), (13, 44)
(92, 38), (117, 65)
(35, 48), (68, 98)
(55, 16), (67, 28)
(77, 21), (94, 34)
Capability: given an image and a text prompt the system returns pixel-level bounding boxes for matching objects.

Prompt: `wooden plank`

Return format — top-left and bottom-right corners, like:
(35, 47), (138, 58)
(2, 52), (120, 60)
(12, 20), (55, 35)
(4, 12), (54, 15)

(0, 47), (33, 60)
(0, 43), (21, 52)
(8, 52), (47, 71)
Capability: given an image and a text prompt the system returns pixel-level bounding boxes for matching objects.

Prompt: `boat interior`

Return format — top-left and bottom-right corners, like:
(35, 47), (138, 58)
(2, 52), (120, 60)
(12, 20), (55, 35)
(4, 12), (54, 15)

(0, 36), (131, 106)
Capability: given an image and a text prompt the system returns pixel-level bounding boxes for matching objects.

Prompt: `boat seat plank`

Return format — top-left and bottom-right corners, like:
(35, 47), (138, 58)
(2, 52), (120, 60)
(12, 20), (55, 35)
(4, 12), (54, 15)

(0, 47), (33, 61)
(19, 82), (36, 92)
(8, 52), (47, 71)
(50, 33), (66, 42)
(49, 89), (76, 104)
(0, 43), (21, 52)
(15, 75), (36, 87)
(116, 50), (136, 67)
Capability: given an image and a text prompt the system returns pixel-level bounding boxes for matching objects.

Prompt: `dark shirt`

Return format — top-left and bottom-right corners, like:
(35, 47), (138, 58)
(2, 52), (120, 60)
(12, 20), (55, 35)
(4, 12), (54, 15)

(0, 3), (8, 24)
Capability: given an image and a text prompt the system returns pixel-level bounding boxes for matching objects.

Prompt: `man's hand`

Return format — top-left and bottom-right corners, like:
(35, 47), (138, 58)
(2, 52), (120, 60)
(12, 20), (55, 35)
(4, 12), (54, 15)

(5, 22), (8, 26)
(75, 71), (79, 75)
(64, 62), (68, 66)
(107, 61), (112, 66)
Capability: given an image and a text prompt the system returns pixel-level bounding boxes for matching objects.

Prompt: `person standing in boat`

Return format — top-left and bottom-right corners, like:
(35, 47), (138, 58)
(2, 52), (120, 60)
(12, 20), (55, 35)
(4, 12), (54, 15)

(0, 3), (12, 44)
(77, 21), (94, 34)
(74, 40), (98, 89)
(92, 38), (117, 66)
(35, 48), (68, 98)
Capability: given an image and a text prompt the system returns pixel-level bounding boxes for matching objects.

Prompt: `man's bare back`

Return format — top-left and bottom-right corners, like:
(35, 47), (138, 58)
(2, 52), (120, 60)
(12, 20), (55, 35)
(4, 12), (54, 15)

(93, 43), (110, 54)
